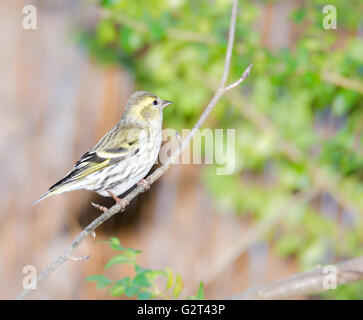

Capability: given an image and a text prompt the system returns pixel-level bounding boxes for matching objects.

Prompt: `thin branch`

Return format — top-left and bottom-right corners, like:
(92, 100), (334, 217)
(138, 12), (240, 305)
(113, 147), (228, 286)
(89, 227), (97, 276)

(224, 64), (253, 91)
(17, 0), (251, 300)
(219, 0), (238, 88)
(230, 256), (363, 300)
(322, 71), (363, 95)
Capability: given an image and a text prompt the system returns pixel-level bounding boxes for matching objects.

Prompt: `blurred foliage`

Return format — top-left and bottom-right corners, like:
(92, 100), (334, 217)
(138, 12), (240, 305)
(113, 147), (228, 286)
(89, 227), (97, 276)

(86, 238), (205, 299)
(80, 0), (363, 299)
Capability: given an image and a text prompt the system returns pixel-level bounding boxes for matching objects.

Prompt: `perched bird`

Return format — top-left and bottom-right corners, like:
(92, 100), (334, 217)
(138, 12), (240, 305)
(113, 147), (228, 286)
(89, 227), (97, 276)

(34, 91), (173, 207)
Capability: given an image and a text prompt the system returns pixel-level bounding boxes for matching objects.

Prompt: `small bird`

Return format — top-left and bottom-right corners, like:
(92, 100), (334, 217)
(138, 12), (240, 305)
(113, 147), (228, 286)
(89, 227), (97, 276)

(34, 91), (173, 208)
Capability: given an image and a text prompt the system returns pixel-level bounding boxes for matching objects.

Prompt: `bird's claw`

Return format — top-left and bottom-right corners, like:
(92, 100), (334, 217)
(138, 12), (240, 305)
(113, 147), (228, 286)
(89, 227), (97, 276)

(137, 178), (151, 192)
(116, 198), (129, 211)
(107, 190), (129, 211)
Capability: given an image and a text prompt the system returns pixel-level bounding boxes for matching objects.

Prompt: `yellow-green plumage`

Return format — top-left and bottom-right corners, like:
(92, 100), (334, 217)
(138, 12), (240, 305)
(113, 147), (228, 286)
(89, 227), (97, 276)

(34, 91), (172, 205)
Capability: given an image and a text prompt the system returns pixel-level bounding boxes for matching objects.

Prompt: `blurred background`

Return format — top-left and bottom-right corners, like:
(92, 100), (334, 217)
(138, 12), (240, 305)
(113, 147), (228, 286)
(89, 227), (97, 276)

(1, 0), (362, 299)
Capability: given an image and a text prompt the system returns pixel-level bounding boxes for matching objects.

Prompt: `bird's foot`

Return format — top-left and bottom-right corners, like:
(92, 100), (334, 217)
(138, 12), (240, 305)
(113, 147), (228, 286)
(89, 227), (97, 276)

(107, 190), (129, 211)
(137, 178), (151, 192)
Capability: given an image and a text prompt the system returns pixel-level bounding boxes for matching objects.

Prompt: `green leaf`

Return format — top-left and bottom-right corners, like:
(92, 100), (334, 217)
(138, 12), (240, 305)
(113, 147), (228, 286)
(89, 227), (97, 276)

(135, 265), (150, 274)
(165, 268), (174, 290)
(291, 8), (306, 23)
(148, 20), (166, 41)
(186, 282), (205, 300)
(109, 237), (126, 251)
(146, 270), (167, 283)
(173, 274), (183, 298)
(137, 291), (152, 300)
(105, 237), (141, 262)
(86, 275), (112, 289)
(133, 273), (151, 288)
(105, 255), (136, 269)
(97, 20), (117, 45)
(125, 248), (142, 258)
(119, 27), (144, 53)
(116, 277), (131, 287)
(100, 0), (122, 8)
(110, 285), (126, 296)
(125, 285), (140, 297)
(196, 282), (205, 300)
(109, 237), (141, 256)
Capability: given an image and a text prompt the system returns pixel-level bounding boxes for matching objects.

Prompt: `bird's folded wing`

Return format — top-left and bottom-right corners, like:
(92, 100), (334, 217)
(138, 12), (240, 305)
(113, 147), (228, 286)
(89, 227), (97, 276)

(50, 127), (143, 189)
(91, 126), (144, 159)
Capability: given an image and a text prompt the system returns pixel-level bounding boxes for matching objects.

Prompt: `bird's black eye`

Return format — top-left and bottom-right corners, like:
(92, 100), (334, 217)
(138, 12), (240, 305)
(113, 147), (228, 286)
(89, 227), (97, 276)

(153, 100), (158, 105)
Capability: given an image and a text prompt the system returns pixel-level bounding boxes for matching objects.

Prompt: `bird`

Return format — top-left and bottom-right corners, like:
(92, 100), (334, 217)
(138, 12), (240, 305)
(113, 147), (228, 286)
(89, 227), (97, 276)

(34, 91), (173, 208)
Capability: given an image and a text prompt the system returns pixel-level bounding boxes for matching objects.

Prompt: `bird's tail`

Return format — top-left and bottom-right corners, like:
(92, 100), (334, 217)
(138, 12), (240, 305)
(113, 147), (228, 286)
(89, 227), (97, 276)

(33, 185), (68, 205)
(33, 190), (56, 205)
(33, 170), (80, 205)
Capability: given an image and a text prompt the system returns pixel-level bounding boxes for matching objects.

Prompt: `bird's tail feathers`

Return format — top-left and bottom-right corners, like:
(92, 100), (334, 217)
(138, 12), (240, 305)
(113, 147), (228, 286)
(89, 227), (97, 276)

(33, 186), (66, 206)
(33, 190), (54, 205)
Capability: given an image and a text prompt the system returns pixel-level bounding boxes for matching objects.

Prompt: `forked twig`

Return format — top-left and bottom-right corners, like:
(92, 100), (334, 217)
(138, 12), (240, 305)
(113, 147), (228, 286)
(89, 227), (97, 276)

(17, 0), (251, 299)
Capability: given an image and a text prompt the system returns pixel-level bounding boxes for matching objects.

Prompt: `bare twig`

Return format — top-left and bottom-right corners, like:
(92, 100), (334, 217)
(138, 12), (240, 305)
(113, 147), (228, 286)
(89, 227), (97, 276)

(68, 254), (91, 262)
(224, 64), (253, 91)
(18, 0), (251, 299)
(230, 256), (363, 300)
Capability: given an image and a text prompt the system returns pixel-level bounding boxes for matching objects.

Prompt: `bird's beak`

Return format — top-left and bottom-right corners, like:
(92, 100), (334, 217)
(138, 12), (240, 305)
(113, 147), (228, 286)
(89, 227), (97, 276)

(161, 100), (173, 109)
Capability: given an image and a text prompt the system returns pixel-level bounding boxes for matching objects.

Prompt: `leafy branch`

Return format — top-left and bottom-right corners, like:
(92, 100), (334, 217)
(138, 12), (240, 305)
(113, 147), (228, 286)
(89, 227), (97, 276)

(88, 237), (363, 301)
(86, 237), (204, 300)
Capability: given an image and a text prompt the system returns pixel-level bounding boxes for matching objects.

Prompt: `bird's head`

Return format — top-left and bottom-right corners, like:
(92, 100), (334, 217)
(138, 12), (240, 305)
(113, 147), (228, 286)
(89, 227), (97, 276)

(123, 91), (173, 125)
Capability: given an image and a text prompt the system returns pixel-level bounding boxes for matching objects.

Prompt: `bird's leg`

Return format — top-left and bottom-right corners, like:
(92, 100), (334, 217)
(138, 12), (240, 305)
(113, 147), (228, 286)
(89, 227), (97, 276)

(107, 190), (129, 210)
(137, 178), (151, 192)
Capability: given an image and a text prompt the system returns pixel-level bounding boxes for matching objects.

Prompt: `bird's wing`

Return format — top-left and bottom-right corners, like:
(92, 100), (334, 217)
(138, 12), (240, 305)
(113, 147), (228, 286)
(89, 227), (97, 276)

(50, 126), (145, 190)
